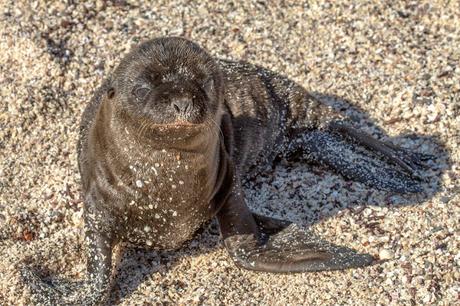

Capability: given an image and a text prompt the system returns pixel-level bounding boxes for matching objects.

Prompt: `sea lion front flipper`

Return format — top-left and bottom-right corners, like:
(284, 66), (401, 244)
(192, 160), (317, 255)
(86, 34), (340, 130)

(286, 129), (423, 193)
(216, 108), (373, 273)
(22, 197), (116, 305)
(20, 267), (83, 305)
(214, 159), (374, 273)
(217, 190), (374, 273)
(253, 223), (375, 272)
(79, 198), (117, 306)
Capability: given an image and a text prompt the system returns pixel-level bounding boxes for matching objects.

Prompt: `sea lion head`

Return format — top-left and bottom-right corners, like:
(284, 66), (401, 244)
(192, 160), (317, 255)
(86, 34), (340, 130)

(105, 37), (224, 141)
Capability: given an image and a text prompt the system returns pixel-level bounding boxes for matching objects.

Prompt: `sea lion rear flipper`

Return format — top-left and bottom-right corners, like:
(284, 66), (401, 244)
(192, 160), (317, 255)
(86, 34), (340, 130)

(286, 128), (424, 193)
(327, 122), (431, 179)
(217, 190), (374, 273)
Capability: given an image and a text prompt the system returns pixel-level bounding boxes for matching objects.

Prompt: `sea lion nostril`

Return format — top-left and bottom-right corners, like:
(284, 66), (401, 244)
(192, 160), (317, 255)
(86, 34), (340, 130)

(172, 99), (191, 114)
(173, 103), (180, 113)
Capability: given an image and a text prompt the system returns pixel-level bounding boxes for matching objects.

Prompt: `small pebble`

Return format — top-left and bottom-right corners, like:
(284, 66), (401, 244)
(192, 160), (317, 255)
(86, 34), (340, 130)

(379, 249), (394, 260)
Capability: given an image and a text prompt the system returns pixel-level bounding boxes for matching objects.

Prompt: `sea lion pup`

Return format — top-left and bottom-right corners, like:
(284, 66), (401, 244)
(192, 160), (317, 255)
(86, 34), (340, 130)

(23, 37), (429, 305)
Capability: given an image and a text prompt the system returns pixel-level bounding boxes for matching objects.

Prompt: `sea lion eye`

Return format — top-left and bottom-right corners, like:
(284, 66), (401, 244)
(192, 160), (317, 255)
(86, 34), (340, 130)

(133, 85), (151, 101)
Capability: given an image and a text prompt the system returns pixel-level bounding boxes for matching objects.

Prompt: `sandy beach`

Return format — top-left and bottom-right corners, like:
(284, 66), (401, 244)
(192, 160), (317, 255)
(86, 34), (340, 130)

(0, 1), (459, 305)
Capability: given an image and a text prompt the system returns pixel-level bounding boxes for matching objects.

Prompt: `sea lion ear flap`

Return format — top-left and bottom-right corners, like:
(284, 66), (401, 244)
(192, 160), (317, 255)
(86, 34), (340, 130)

(219, 112), (235, 156)
(210, 112), (236, 214)
(204, 77), (214, 94)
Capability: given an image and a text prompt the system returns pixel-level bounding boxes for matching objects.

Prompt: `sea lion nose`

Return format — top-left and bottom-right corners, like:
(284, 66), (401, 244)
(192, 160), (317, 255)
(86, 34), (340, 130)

(172, 98), (192, 114)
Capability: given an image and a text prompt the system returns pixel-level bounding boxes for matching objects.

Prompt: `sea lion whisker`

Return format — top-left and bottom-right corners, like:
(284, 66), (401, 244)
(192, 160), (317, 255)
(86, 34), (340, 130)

(208, 117), (224, 141)
(206, 120), (221, 148)
(137, 120), (148, 139)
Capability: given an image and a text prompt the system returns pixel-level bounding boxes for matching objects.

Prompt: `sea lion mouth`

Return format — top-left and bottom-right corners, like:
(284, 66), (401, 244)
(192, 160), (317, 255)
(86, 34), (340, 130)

(150, 121), (205, 129)
(139, 119), (212, 139)
(134, 118), (218, 150)
(172, 120), (198, 127)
